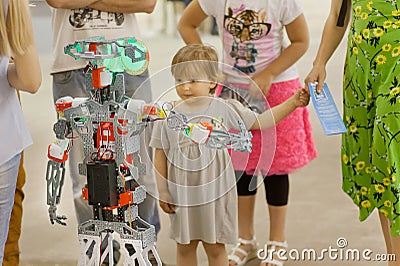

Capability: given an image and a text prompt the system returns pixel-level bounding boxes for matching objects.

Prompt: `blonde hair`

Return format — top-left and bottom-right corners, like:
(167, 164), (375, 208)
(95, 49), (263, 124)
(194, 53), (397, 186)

(171, 44), (220, 93)
(0, 0), (34, 57)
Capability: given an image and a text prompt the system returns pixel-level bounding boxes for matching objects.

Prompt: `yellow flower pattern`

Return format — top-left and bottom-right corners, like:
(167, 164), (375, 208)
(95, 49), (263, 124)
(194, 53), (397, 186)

(392, 46), (400, 57)
(375, 54), (387, 65)
(382, 43), (392, 52)
(389, 87), (400, 97)
(366, 1), (373, 11)
(356, 161), (365, 170)
(373, 27), (384, 37)
(349, 125), (358, 133)
(361, 12), (369, 20)
(384, 200), (392, 208)
(383, 178), (391, 186)
(383, 20), (392, 29)
(361, 186), (368, 195)
(362, 29), (370, 38)
(343, 154), (349, 164)
(361, 200), (371, 208)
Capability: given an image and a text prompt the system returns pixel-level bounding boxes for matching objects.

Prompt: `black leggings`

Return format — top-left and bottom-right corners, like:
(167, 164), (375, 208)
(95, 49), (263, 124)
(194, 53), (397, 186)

(235, 171), (289, 206)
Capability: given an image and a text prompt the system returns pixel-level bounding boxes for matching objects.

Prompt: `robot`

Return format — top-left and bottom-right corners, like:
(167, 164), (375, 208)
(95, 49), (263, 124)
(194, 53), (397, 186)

(45, 36), (253, 266)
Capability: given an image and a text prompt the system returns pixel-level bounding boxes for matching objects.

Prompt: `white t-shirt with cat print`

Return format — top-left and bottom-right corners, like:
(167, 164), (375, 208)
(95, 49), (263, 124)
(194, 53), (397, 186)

(198, 0), (303, 84)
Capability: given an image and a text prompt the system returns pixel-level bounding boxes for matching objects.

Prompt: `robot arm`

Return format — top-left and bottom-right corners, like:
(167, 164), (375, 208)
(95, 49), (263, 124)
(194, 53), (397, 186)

(183, 120), (253, 153)
(145, 102), (253, 152)
(45, 97), (74, 226)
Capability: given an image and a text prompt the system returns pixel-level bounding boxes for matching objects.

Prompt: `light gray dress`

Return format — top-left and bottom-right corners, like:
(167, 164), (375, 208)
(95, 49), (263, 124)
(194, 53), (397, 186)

(150, 98), (257, 244)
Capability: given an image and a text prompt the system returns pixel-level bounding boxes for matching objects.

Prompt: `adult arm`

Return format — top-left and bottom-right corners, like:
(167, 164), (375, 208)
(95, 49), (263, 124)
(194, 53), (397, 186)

(304, 0), (351, 92)
(7, 44), (41, 94)
(178, 0), (208, 44)
(251, 14), (310, 96)
(45, 0), (156, 14)
(154, 148), (175, 214)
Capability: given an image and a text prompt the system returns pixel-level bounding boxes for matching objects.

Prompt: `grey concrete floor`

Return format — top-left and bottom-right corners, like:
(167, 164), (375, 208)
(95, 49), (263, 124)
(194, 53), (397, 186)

(17, 0), (390, 265)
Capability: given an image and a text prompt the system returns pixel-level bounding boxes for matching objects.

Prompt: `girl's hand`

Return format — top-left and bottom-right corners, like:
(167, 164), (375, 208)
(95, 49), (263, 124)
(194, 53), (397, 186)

(159, 191), (176, 214)
(249, 71), (274, 98)
(304, 64), (326, 94)
(293, 88), (310, 107)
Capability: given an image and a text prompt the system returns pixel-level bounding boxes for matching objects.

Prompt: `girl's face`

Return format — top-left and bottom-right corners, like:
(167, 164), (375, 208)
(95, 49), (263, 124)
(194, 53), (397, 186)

(175, 77), (215, 101)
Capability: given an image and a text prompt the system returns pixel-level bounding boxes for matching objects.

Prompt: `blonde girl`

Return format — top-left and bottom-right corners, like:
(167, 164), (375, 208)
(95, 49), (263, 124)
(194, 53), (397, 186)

(150, 44), (309, 266)
(0, 0), (41, 263)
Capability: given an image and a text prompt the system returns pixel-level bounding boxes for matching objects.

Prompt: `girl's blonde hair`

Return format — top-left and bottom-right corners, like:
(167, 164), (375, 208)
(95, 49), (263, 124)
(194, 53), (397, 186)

(0, 0), (34, 56)
(171, 44), (220, 93)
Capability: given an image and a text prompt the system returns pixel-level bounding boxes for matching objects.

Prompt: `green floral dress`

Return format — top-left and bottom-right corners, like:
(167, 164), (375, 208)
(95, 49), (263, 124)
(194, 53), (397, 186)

(342, 0), (400, 236)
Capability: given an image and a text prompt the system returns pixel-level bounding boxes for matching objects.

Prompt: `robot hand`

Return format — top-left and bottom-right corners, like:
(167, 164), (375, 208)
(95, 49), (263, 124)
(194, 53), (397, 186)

(48, 206), (67, 226)
(46, 160), (67, 226)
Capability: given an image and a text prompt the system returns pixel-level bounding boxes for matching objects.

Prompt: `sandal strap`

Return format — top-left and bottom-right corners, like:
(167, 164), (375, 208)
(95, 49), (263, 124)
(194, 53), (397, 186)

(231, 246), (248, 256)
(261, 240), (287, 266)
(266, 240), (288, 249)
(228, 254), (243, 265)
(261, 257), (284, 266)
(228, 237), (258, 266)
(238, 237), (258, 246)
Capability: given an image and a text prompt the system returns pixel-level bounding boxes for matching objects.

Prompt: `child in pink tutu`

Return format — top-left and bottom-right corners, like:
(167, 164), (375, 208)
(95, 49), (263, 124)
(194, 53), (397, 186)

(178, 0), (317, 265)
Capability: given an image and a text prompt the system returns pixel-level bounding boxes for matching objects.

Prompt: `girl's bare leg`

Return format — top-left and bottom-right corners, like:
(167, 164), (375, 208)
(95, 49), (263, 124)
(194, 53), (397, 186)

(268, 205), (287, 243)
(176, 240), (199, 266)
(229, 195), (256, 266)
(203, 242), (228, 266)
(260, 205), (287, 266)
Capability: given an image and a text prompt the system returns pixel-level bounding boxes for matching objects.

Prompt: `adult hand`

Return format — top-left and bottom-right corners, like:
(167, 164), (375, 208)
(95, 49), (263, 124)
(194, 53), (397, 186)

(249, 71), (273, 99)
(304, 64), (326, 94)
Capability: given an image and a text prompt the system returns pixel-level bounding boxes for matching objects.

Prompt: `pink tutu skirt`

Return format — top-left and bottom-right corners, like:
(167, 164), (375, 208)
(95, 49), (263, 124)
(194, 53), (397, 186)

(230, 78), (317, 175)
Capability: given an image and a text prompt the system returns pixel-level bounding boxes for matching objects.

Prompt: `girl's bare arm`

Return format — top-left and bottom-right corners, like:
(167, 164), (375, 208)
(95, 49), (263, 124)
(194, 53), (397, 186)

(256, 14), (310, 83)
(178, 0), (208, 44)
(154, 148), (168, 194)
(154, 148), (175, 214)
(7, 44), (41, 93)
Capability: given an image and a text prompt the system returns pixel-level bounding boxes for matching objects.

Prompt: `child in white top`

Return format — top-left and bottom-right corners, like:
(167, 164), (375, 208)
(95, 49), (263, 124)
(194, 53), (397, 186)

(150, 44), (309, 266)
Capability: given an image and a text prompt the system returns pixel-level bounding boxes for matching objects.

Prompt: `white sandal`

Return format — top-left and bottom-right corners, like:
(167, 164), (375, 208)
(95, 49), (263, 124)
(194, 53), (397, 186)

(228, 237), (258, 266)
(261, 240), (288, 266)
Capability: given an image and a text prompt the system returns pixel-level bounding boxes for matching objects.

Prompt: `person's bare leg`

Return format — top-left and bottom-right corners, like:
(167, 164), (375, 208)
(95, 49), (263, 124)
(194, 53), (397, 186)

(379, 211), (393, 253)
(229, 195), (256, 266)
(390, 236), (400, 266)
(203, 242), (229, 266)
(176, 240), (199, 266)
(260, 204), (287, 266)
(379, 212), (400, 266)
(268, 205), (287, 242)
